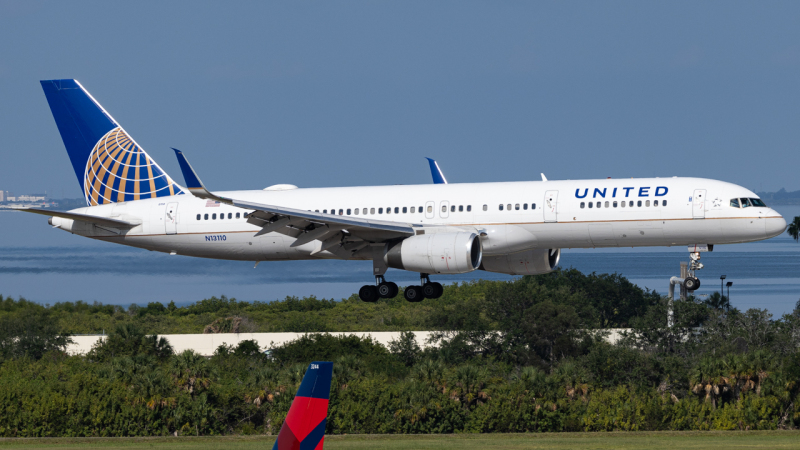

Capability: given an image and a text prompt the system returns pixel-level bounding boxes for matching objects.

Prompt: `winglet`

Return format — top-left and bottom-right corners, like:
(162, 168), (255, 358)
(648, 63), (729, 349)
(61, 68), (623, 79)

(425, 157), (448, 184)
(541, 173), (547, 182)
(172, 148), (232, 204)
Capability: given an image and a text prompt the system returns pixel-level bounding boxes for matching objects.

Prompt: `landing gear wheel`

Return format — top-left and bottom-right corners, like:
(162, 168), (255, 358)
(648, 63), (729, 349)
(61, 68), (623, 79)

(423, 282), (444, 299)
(683, 277), (700, 291)
(404, 285), (424, 302)
(378, 282), (399, 299)
(359, 285), (379, 302)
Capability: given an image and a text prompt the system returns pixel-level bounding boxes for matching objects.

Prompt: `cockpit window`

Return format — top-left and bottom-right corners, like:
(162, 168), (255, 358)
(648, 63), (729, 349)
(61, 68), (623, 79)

(750, 198), (767, 207)
(740, 198), (752, 208)
(730, 198), (740, 208)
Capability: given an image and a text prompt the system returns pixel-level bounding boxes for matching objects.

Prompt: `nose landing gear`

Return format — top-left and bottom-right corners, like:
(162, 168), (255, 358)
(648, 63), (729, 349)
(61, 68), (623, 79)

(682, 251), (703, 291)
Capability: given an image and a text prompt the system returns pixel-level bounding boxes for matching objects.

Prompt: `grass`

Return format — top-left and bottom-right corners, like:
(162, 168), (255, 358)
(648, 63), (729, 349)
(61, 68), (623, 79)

(0, 432), (799, 450)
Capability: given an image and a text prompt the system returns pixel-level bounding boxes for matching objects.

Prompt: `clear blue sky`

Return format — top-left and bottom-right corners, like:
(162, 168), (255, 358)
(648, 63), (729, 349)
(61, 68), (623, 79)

(1, 1), (799, 198)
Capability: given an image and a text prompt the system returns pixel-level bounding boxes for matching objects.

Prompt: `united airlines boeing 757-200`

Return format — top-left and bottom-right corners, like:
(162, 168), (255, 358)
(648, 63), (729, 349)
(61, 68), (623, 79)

(25, 79), (787, 302)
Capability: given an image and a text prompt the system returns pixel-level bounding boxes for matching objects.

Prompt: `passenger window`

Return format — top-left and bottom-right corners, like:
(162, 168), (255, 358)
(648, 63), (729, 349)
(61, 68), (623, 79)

(236, 213), (240, 219)
(604, 201), (609, 208)
(378, 208), (383, 214)
(514, 204), (519, 210)
(459, 205), (463, 212)
(596, 202), (601, 208)
(427, 206), (432, 213)
(387, 207), (392, 214)
(323, 209), (328, 214)
(228, 213), (232, 219)
(244, 212), (250, 218)
(637, 201), (642, 207)
(629, 201), (634, 207)
(645, 200), (650, 207)
(467, 205), (472, 212)
(442, 205), (447, 213)
(740, 198), (752, 208)
(370, 208), (375, 214)
(654, 200), (658, 207)
(395, 207), (399, 214)
(347, 209), (352, 215)
(418, 206), (423, 213)
(338, 209), (343, 215)
(663, 200), (667, 207)
(403, 207), (407, 213)
(451, 205), (455, 212)
(588, 202), (593, 209)
(523, 203), (528, 210)
(580, 202), (585, 209)
(613, 201), (617, 208)
(204, 214), (208, 220)
(621, 201), (625, 208)
(196, 214), (201, 220)
(499, 204), (504, 211)
(212, 213), (217, 220)
(531, 203), (536, 210)
(219, 213), (224, 220)
(483, 204), (487, 211)
(507, 204), (511, 211)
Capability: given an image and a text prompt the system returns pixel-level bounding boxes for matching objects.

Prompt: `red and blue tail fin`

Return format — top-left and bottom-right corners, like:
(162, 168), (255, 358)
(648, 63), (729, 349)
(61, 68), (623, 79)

(273, 361), (333, 450)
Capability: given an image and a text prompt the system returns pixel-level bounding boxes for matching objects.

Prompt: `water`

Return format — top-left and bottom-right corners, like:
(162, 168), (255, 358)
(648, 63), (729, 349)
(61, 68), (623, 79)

(1, 206), (798, 315)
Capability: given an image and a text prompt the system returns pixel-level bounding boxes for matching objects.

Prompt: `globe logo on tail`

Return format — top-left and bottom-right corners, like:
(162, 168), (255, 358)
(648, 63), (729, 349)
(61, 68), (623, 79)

(84, 127), (183, 206)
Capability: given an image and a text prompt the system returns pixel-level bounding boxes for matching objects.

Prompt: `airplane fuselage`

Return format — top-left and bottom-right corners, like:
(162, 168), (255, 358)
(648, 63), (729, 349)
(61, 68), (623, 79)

(50, 176), (786, 268)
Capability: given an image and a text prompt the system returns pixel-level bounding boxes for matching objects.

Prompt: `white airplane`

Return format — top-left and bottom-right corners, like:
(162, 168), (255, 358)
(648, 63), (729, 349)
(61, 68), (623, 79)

(25, 79), (786, 302)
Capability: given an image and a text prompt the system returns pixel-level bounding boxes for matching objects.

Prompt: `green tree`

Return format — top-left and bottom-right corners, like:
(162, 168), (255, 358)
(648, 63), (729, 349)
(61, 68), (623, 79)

(787, 216), (800, 242)
(88, 323), (173, 361)
(0, 308), (72, 360)
(388, 331), (421, 367)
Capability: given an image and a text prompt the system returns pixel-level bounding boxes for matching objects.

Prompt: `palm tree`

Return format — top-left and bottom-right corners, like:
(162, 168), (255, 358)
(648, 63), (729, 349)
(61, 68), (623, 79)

(788, 216), (800, 242)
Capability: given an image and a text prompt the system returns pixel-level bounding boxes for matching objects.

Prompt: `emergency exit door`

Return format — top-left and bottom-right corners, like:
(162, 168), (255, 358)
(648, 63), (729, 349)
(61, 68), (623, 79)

(165, 202), (178, 234)
(544, 191), (559, 222)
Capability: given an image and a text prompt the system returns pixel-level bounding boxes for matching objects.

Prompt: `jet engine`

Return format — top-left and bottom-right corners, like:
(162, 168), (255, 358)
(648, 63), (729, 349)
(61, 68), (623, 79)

(480, 248), (560, 275)
(384, 232), (482, 274)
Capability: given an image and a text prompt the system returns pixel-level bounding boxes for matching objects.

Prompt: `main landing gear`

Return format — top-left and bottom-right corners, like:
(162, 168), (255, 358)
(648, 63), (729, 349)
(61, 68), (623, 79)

(358, 275), (398, 303)
(357, 274), (444, 303)
(403, 274), (444, 303)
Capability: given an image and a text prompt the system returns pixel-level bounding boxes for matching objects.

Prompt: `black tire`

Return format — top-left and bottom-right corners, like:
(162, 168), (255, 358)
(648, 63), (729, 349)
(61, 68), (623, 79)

(404, 285), (424, 302)
(359, 285), (379, 302)
(422, 283), (437, 298)
(378, 282), (398, 298)
(683, 277), (700, 291)
(431, 282), (444, 299)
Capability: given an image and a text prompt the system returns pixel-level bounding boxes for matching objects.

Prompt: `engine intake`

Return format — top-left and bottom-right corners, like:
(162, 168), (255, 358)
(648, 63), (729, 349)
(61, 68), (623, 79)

(385, 232), (482, 274)
(480, 248), (560, 275)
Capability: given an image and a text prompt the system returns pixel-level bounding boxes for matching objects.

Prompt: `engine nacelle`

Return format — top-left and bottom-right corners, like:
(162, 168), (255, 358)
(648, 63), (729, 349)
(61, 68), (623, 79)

(479, 248), (561, 275)
(385, 232), (482, 274)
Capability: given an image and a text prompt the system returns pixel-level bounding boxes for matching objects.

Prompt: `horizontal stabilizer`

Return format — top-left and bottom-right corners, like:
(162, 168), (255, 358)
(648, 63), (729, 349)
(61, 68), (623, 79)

(18, 208), (140, 228)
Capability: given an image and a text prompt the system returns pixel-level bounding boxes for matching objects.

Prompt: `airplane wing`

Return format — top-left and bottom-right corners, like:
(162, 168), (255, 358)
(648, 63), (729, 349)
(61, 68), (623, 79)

(426, 157), (448, 184)
(172, 149), (419, 250)
(18, 208), (141, 228)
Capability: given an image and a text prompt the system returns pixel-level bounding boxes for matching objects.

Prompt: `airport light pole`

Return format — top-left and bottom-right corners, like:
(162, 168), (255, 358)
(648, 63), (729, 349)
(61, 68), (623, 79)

(726, 281), (733, 302)
(720, 275), (727, 297)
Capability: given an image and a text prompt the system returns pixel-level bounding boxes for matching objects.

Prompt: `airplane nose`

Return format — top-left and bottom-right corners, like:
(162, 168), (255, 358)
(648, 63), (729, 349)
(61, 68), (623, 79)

(765, 212), (787, 239)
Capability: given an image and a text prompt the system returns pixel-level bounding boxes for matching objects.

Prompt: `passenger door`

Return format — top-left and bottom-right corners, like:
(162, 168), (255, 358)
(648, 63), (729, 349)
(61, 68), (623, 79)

(165, 202), (178, 235)
(692, 189), (706, 219)
(544, 190), (558, 223)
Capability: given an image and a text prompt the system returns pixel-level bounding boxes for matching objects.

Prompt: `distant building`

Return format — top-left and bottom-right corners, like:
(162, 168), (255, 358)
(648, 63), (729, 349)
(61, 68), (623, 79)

(0, 190), (4, 202)
(15, 194), (46, 202)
